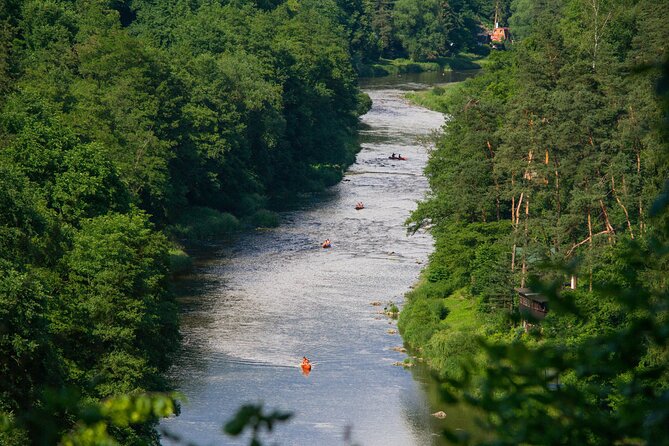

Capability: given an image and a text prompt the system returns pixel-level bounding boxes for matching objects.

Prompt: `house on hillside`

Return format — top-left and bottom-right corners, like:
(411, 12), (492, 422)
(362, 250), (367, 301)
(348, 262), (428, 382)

(491, 26), (511, 44)
(490, 1), (511, 49)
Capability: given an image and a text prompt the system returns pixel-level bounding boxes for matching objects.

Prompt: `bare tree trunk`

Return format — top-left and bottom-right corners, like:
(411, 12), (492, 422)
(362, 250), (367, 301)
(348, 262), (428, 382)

(516, 192), (524, 227)
(521, 199), (529, 288)
(589, 0), (612, 70)
(600, 199), (615, 243)
(612, 175), (634, 239)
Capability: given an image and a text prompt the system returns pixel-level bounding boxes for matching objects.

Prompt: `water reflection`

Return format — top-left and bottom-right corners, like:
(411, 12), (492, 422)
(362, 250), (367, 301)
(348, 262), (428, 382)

(359, 70), (478, 90)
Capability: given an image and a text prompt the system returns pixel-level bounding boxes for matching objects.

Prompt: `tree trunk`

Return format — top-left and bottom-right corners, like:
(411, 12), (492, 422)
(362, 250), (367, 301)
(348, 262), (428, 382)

(612, 175), (634, 239)
(521, 199), (529, 288)
(599, 199), (615, 243)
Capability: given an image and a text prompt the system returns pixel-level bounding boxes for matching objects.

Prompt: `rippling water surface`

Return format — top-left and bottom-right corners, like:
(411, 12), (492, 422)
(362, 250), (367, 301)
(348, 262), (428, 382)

(161, 72), (469, 446)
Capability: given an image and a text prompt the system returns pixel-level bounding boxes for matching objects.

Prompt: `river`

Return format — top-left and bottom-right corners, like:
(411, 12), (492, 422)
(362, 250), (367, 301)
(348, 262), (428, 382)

(160, 71), (475, 446)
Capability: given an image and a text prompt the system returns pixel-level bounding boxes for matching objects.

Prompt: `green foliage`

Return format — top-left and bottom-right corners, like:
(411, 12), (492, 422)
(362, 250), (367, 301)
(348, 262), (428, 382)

(393, 0), (455, 61)
(398, 294), (443, 348)
(366, 0), (500, 62)
(224, 404), (292, 446)
(356, 92), (372, 116)
(57, 211), (178, 396)
(0, 389), (178, 446)
(170, 206), (241, 241)
(168, 247), (193, 276)
(62, 393), (178, 446)
(247, 209), (280, 229)
(405, 82), (466, 113)
(0, 269), (57, 416)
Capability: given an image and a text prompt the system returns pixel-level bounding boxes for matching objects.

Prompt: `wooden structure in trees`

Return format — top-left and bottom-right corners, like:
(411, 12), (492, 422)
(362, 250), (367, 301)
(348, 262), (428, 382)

(491, 26), (510, 43)
(516, 287), (549, 321)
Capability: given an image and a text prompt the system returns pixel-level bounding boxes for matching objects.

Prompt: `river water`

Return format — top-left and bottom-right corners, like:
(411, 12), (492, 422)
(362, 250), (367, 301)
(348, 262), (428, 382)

(161, 72), (474, 446)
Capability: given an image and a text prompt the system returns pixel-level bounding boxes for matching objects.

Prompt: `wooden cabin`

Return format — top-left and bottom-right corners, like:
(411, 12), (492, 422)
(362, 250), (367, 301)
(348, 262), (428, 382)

(516, 288), (549, 321)
(491, 26), (511, 43)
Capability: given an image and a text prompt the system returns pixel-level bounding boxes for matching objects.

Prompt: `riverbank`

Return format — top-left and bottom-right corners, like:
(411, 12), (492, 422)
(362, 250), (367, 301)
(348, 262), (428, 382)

(166, 128), (367, 275)
(395, 54), (510, 384)
(398, 281), (493, 381)
(404, 82), (466, 114)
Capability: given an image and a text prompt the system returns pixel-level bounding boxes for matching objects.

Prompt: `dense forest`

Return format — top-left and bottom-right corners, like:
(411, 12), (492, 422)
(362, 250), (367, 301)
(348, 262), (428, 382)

(399, 0), (669, 443)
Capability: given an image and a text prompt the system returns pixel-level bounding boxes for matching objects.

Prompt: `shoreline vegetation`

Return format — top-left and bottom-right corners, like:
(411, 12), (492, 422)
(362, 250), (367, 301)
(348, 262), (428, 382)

(165, 135), (363, 276)
(404, 81), (466, 114)
(358, 53), (488, 78)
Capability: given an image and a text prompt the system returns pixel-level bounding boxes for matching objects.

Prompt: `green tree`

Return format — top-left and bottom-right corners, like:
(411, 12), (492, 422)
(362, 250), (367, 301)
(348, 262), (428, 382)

(54, 211), (178, 399)
(393, 0), (455, 61)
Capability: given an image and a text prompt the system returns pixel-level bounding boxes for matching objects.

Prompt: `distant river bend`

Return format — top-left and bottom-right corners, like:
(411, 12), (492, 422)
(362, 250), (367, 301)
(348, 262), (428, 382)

(161, 71), (473, 446)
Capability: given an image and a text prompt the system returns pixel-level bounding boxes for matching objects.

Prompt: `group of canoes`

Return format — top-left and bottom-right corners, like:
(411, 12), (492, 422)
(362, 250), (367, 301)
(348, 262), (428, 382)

(311, 153), (408, 370)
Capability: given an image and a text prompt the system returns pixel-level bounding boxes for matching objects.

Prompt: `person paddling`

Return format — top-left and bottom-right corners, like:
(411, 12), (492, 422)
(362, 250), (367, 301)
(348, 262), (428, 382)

(300, 356), (312, 375)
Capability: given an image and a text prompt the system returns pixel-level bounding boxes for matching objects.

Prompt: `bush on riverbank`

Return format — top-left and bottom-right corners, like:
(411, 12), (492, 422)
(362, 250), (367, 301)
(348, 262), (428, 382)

(170, 207), (241, 241)
(359, 54), (486, 78)
(247, 209), (280, 229)
(361, 58), (442, 77)
(169, 246), (193, 275)
(357, 93), (373, 116)
(399, 286), (490, 380)
(405, 82), (466, 113)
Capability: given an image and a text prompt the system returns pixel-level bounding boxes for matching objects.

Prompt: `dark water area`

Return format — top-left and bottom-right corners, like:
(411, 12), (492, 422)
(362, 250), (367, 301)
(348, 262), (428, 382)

(359, 70), (477, 90)
(161, 71), (482, 445)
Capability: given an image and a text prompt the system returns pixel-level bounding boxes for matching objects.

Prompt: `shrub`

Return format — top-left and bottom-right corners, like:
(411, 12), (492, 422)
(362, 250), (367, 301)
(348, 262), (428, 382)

(170, 207), (240, 240)
(247, 209), (280, 228)
(168, 247), (192, 275)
